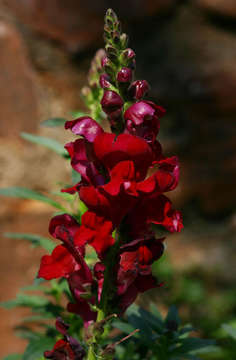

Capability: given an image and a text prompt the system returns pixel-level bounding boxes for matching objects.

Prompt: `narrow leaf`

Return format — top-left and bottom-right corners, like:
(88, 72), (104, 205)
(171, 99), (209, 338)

(222, 324), (236, 340)
(165, 305), (180, 327)
(0, 187), (65, 210)
(40, 117), (67, 127)
(112, 320), (135, 334)
(2, 355), (22, 360)
(70, 111), (88, 118)
(0, 293), (49, 309)
(4, 232), (55, 252)
(71, 169), (81, 184)
(21, 132), (67, 157)
(174, 338), (215, 354)
(22, 336), (55, 360)
(138, 307), (163, 334)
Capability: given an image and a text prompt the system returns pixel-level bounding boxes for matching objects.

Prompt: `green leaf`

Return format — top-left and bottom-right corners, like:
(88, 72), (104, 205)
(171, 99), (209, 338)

(22, 335), (55, 360)
(126, 304), (153, 341)
(0, 293), (49, 309)
(165, 305), (180, 328)
(51, 191), (77, 203)
(174, 338), (215, 354)
(71, 169), (81, 184)
(70, 111), (88, 118)
(40, 117), (67, 127)
(2, 355), (22, 360)
(0, 187), (65, 210)
(15, 328), (42, 341)
(22, 315), (51, 323)
(21, 132), (67, 157)
(150, 303), (163, 321)
(112, 320), (136, 335)
(222, 324), (236, 340)
(4, 232), (55, 252)
(138, 307), (163, 334)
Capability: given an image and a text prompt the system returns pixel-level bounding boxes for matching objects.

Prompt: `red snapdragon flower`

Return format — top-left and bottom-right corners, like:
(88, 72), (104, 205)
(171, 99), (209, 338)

(39, 11), (184, 333)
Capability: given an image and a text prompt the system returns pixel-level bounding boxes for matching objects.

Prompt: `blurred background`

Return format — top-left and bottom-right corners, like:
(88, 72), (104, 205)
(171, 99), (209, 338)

(0, 0), (235, 358)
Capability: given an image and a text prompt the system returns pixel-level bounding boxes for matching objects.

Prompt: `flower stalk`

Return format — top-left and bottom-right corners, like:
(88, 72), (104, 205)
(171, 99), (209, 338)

(38, 8), (183, 359)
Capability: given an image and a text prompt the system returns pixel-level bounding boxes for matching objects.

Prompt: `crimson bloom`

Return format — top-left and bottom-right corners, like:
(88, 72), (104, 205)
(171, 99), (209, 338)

(44, 318), (85, 359)
(38, 214), (84, 280)
(124, 100), (166, 144)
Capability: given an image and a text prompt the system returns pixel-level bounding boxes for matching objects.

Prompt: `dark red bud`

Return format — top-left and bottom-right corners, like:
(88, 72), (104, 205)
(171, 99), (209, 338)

(101, 56), (109, 68)
(100, 74), (111, 89)
(123, 48), (135, 60)
(128, 80), (150, 100)
(101, 90), (124, 115)
(117, 67), (133, 83)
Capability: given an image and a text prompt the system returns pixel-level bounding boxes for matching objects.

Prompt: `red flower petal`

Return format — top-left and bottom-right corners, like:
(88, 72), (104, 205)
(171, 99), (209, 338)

(65, 116), (104, 142)
(94, 133), (152, 179)
(38, 245), (76, 280)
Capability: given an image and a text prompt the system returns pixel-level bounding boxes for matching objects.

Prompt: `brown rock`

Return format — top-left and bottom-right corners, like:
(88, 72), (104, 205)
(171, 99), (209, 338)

(194, 0), (236, 18)
(5, 0), (178, 50)
(0, 20), (39, 136)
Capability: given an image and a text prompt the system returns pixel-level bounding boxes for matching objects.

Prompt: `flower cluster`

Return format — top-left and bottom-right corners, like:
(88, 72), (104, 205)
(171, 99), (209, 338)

(39, 9), (183, 359)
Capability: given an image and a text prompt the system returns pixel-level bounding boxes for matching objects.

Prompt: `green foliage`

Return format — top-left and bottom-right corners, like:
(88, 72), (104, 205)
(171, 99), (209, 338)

(22, 334), (55, 360)
(21, 132), (68, 158)
(112, 304), (214, 360)
(40, 117), (67, 127)
(0, 187), (66, 211)
(2, 355), (22, 360)
(4, 232), (55, 252)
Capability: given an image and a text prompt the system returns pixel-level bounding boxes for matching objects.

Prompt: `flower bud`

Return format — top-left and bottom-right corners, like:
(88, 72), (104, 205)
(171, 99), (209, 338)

(120, 33), (129, 48)
(117, 67), (133, 83)
(101, 56), (109, 68)
(101, 90), (124, 115)
(100, 74), (111, 89)
(122, 48), (135, 60)
(105, 45), (117, 59)
(128, 80), (150, 100)
(124, 100), (165, 143)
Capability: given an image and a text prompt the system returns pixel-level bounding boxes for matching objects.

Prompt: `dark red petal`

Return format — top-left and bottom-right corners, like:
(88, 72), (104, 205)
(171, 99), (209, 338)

(67, 299), (97, 327)
(65, 116), (103, 143)
(94, 132), (152, 179)
(124, 101), (155, 126)
(49, 214), (80, 240)
(38, 245), (76, 280)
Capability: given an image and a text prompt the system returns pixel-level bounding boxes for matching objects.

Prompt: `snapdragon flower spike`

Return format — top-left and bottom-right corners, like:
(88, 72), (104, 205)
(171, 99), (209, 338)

(38, 10), (183, 350)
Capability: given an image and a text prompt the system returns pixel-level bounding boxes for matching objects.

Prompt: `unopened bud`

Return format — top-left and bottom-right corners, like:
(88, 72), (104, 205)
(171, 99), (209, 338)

(120, 33), (129, 48)
(117, 67), (133, 83)
(122, 48), (135, 60)
(101, 90), (123, 115)
(128, 80), (150, 100)
(99, 74), (111, 89)
(101, 56), (110, 68)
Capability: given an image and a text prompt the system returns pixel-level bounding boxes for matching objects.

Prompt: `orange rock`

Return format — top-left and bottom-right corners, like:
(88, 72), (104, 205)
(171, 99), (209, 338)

(195, 0), (236, 18)
(0, 20), (39, 136)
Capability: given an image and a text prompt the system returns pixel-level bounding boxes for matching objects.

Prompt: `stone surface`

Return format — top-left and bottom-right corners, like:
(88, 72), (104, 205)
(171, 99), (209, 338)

(4, 0), (178, 50)
(194, 0), (236, 18)
(0, 19), (39, 136)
